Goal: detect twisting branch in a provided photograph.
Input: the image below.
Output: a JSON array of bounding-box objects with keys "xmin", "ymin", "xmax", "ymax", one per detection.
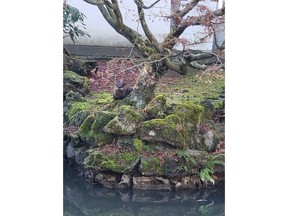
[
  {"xmin": 140, "ymin": 0, "xmax": 161, "ymax": 9},
  {"xmin": 107, "ymin": 0, "xmax": 123, "ymax": 26},
  {"xmin": 164, "ymin": 5, "xmax": 225, "ymax": 50},
  {"xmin": 134, "ymin": 0, "xmax": 160, "ymax": 50},
  {"xmin": 178, "ymin": 0, "xmax": 201, "ymax": 18},
  {"xmin": 183, "ymin": 51, "xmax": 215, "ymax": 61}
]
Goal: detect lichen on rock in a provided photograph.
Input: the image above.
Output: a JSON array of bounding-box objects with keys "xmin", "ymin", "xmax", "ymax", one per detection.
[
  {"xmin": 144, "ymin": 94, "xmax": 168, "ymax": 119},
  {"xmin": 103, "ymin": 105, "xmax": 143, "ymax": 135},
  {"xmin": 79, "ymin": 111, "xmax": 116, "ymax": 147},
  {"xmin": 84, "ymin": 149, "xmax": 139, "ymax": 173},
  {"xmin": 139, "ymin": 114, "xmax": 187, "ymax": 149}
]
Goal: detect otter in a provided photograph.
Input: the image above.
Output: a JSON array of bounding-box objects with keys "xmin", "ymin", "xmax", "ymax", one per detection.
[{"xmin": 113, "ymin": 80, "xmax": 133, "ymax": 100}]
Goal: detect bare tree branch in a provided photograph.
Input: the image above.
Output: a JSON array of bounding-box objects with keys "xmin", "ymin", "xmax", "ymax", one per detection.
[
  {"xmin": 190, "ymin": 61, "xmax": 207, "ymax": 70},
  {"xmin": 178, "ymin": 0, "xmax": 201, "ymax": 18},
  {"xmin": 183, "ymin": 51, "xmax": 214, "ymax": 61},
  {"xmin": 164, "ymin": 5, "xmax": 225, "ymax": 50},
  {"xmin": 134, "ymin": 0, "xmax": 160, "ymax": 51},
  {"xmin": 140, "ymin": 0, "xmax": 161, "ymax": 9}
]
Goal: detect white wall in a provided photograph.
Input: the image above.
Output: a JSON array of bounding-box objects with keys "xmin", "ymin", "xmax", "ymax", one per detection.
[{"xmin": 64, "ymin": 0, "xmax": 223, "ymax": 51}]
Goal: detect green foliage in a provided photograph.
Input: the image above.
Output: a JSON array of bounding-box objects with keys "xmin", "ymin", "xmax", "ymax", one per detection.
[
  {"xmin": 63, "ymin": 1, "xmax": 90, "ymax": 43},
  {"xmin": 199, "ymin": 154, "xmax": 224, "ymax": 185},
  {"xmin": 177, "ymin": 150, "xmax": 196, "ymax": 164},
  {"xmin": 142, "ymin": 144, "xmax": 156, "ymax": 153},
  {"xmin": 177, "ymin": 150, "xmax": 196, "ymax": 172}
]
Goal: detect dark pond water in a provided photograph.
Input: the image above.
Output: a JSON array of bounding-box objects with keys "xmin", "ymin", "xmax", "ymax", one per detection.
[{"xmin": 64, "ymin": 163, "xmax": 224, "ymax": 216}]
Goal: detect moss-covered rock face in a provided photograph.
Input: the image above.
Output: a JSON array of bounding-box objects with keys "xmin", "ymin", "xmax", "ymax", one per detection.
[
  {"xmin": 139, "ymin": 114, "xmax": 187, "ymax": 149},
  {"xmin": 139, "ymin": 157, "xmax": 164, "ymax": 176},
  {"xmin": 63, "ymin": 70, "xmax": 90, "ymax": 97},
  {"xmin": 103, "ymin": 105, "xmax": 143, "ymax": 135},
  {"xmin": 144, "ymin": 94, "xmax": 168, "ymax": 119},
  {"xmin": 79, "ymin": 111, "xmax": 116, "ymax": 147},
  {"xmin": 65, "ymin": 92, "xmax": 113, "ymax": 126},
  {"xmin": 174, "ymin": 101, "xmax": 204, "ymax": 126},
  {"xmin": 138, "ymin": 149, "xmax": 209, "ymax": 177},
  {"xmin": 83, "ymin": 149, "xmax": 139, "ymax": 173}
]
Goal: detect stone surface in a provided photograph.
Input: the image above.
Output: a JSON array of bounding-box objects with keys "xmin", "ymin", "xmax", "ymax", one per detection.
[
  {"xmin": 144, "ymin": 94, "xmax": 168, "ymax": 119},
  {"xmin": 103, "ymin": 105, "xmax": 143, "ymax": 135},
  {"xmin": 79, "ymin": 112, "xmax": 116, "ymax": 147},
  {"xmin": 140, "ymin": 114, "xmax": 187, "ymax": 149},
  {"xmin": 133, "ymin": 176, "xmax": 172, "ymax": 190},
  {"xmin": 84, "ymin": 149, "xmax": 140, "ymax": 173}
]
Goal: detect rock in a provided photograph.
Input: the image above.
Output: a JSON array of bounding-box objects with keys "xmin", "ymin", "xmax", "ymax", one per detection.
[
  {"xmin": 63, "ymin": 70, "xmax": 90, "ymax": 97},
  {"xmin": 121, "ymin": 64, "xmax": 157, "ymax": 109},
  {"xmin": 173, "ymin": 101, "xmax": 204, "ymax": 132},
  {"xmin": 118, "ymin": 174, "xmax": 131, "ymax": 189},
  {"xmin": 66, "ymin": 142, "xmax": 75, "ymax": 159},
  {"xmin": 139, "ymin": 114, "xmax": 187, "ymax": 149},
  {"xmin": 65, "ymin": 142, "xmax": 85, "ymax": 166},
  {"xmin": 139, "ymin": 157, "xmax": 164, "ymax": 176},
  {"xmin": 83, "ymin": 149, "xmax": 140, "ymax": 173},
  {"xmin": 203, "ymin": 130, "xmax": 214, "ymax": 149},
  {"xmin": 103, "ymin": 105, "xmax": 143, "ymax": 135},
  {"xmin": 63, "ymin": 54, "xmax": 88, "ymax": 76},
  {"xmin": 94, "ymin": 173, "xmax": 118, "ymax": 188},
  {"xmin": 79, "ymin": 112, "xmax": 117, "ymax": 147},
  {"xmin": 65, "ymin": 93, "xmax": 114, "ymax": 127},
  {"xmin": 144, "ymin": 94, "xmax": 168, "ymax": 119},
  {"xmin": 132, "ymin": 176, "xmax": 172, "ymax": 190}
]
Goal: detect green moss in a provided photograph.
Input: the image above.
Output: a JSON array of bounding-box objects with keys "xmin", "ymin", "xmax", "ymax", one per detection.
[
  {"xmin": 140, "ymin": 115, "xmax": 187, "ymax": 149},
  {"xmin": 78, "ymin": 115, "xmax": 95, "ymax": 137},
  {"xmin": 100, "ymin": 159, "xmax": 117, "ymax": 170},
  {"xmin": 174, "ymin": 101, "xmax": 204, "ymax": 125},
  {"xmin": 103, "ymin": 105, "xmax": 143, "ymax": 135},
  {"xmin": 142, "ymin": 144, "xmax": 157, "ymax": 153},
  {"xmin": 64, "ymin": 70, "xmax": 84, "ymax": 82},
  {"xmin": 145, "ymin": 94, "xmax": 167, "ymax": 118},
  {"xmin": 78, "ymin": 111, "xmax": 116, "ymax": 147},
  {"xmin": 67, "ymin": 93, "xmax": 114, "ymax": 124},
  {"xmin": 140, "ymin": 157, "xmax": 163, "ymax": 175},
  {"xmin": 212, "ymin": 100, "xmax": 224, "ymax": 109},
  {"xmin": 165, "ymin": 114, "xmax": 181, "ymax": 126},
  {"xmin": 90, "ymin": 111, "xmax": 117, "ymax": 131},
  {"xmin": 120, "ymin": 105, "xmax": 143, "ymax": 122},
  {"xmin": 67, "ymin": 101, "xmax": 92, "ymax": 122},
  {"xmin": 155, "ymin": 70, "xmax": 224, "ymax": 106},
  {"xmin": 84, "ymin": 150, "xmax": 139, "ymax": 173},
  {"xmin": 88, "ymin": 111, "xmax": 116, "ymax": 146},
  {"xmin": 133, "ymin": 138, "xmax": 144, "ymax": 152}
]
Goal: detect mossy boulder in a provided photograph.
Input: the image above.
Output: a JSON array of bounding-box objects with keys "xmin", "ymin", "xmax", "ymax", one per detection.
[
  {"xmin": 144, "ymin": 94, "xmax": 168, "ymax": 119},
  {"xmin": 65, "ymin": 93, "xmax": 113, "ymax": 126},
  {"xmin": 139, "ymin": 150, "xmax": 206, "ymax": 177},
  {"xmin": 103, "ymin": 105, "xmax": 144, "ymax": 135},
  {"xmin": 139, "ymin": 157, "xmax": 164, "ymax": 176},
  {"xmin": 79, "ymin": 111, "xmax": 117, "ymax": 147},
  {"xmin": 139, "ymin": 114, "xmax": 187, "ymax": 149},
  {"xmin": 173, "ymin": 101, "xmax": 204, "ymax": 126},
  {"xmin": 63, "ymin": 54, "xmax": 88, "ymax": 76},
  {"xmin": 83, "ymin": 149, "xmax": 139, "ymax": 173},
  {"xmin": 63, "ymin": 70, "xmax": 90, "ymax": 97}
]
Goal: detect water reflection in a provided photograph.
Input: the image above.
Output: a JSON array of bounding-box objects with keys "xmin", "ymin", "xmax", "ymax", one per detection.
[{"xmin": 64, "ymin": 163, "xmax": 224, "ymax": 216}]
